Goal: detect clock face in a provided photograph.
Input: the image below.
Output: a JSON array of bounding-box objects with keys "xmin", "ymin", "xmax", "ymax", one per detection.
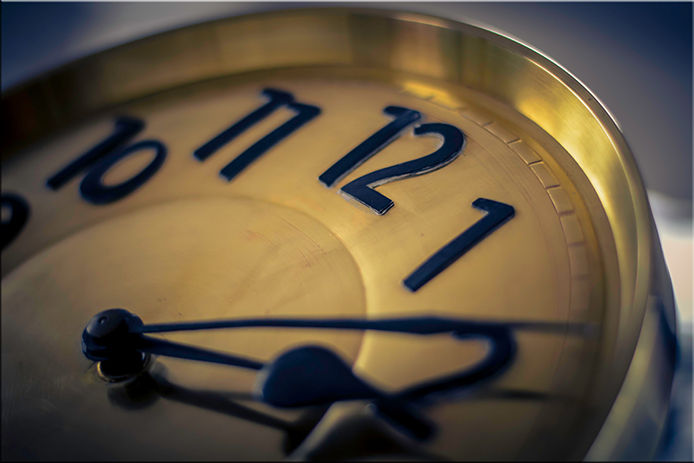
[{"xmin": 0, "ymin": 9, "xmax": 674, "ymax": 462}]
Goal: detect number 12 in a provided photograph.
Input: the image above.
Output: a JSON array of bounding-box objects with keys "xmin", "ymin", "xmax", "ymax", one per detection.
[{"xmin": 319, "ymin": 106, "xmax": 465, "ymax": 215}]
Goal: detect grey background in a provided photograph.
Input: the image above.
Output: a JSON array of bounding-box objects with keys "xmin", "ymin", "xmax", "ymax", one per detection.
[{"xmin": 1, "ymin": 2, "xmax": 691, "ymax": 460}]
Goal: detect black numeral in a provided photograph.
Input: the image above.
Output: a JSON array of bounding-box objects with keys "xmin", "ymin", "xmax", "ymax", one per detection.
[
  {"xmin": 46, "ymin": 117, "xmax": 144, "ymax": 190},
  {"xmin": 403, "ymin": 198, "xmax": 515, "ymax": 292},
  {"xmin": 79, "ymin": 140, "xmax": 167, "ymax": 205},
  {"xmin": 342, "ymin": 123, "xmax": 465, "ymax": 214},
  {"xmin": 1, "ymin": 193, "xmax": 30, "ymax": 249},
  {"xmin": 194, "ymin": 88, "xmax": 320, "ymax": 181},
  {"xmin": 319, "ymin": 106, "xmax": 421, "ymax": 187},
  {"xmin": 320, "ymin": 105, "xmax": 465, "ymax": 215},
  {"xmin": 46, "ymin": 117, "xmax": 167, "ymax": 205}
]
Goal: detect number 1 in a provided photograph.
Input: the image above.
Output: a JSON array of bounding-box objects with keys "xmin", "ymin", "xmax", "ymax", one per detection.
[{"xmin": 404, "ymin": 198, "xmax": 515, "ymax": 292}]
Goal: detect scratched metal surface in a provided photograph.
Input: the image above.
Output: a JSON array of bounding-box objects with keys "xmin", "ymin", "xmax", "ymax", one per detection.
[{"xmin": 1, "ymin": 2, "xmax": 691, "ymax": 461}]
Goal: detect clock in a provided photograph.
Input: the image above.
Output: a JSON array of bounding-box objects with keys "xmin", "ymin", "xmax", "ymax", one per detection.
[{"xmin": 1, "ymin": 8, "xmax": 677, "ymax": 461}]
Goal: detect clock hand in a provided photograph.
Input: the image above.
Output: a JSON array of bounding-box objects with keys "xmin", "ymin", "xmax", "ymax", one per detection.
[
  {"xmin": 81, "ymin": 309, "xmax": 434, "ymax": 440},
  {"xmin": 83, "ymin": 308, "xmax": 590, "ymax": 373},
  {"xmin": 397, "ymin": 327, "xmax": 515, "ymax": 402},
  {"xmin": 81, "ymin": 309, "xmax": 436, "ymax": 439},
  {"xmin": 82, "ymin": 307, "xmax": 592, "ymax": 379},
  {"xmin": 82, "ymin": 308, "xmax": 593, "ymax": 440},
  {"xmin": 82, "ymin": 309, "xmax": 264, "ymax": 375},
  {"xmin": 136, "ymin": 314, "xmax": 594, "ymax": 336},
  {"xmin": 135, "ymin": 335, "xmax": 264, "ymax": 369}
]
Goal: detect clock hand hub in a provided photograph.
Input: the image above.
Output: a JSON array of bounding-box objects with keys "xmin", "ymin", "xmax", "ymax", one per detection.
[{"xmin": 82, "ymin": 308, "xmax": 148, "ymax": 379}]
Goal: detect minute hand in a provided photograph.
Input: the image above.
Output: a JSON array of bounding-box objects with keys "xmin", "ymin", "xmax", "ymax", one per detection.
[
  {"xmin": 82, "ymin": 309, "xmax": 591, "ymax": 369},
  {"xmin": 137, "ymin": 315, "xmax": 591, "ymax": 336},
  {"xmin": 82, "ymin": 309, "xmax": 593, "ymax": 441}
]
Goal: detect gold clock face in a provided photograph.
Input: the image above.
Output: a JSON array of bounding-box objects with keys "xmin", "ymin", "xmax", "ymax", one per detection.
[{"xmin": 0, "ymin": 9, "xmax": 675, "ymax": 461}]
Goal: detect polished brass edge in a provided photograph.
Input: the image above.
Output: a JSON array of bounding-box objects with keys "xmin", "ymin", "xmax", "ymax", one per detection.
[{"xmin": 586, "ymin": 227, "xmax": 678, "ymax": 460}]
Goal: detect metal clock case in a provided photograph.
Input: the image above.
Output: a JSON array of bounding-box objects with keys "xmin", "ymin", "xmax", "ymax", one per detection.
[{"xmin": 1, "ymin": 8, "xmax": 676, "ymax": 461}]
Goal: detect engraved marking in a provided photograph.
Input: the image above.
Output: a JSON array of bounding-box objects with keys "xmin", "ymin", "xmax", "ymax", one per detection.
[
  {"xmin": 547, "ymin": 187, "xmax": 574, "ymax": 214},
  {"xmin": 428, "ymin": 95, "xmax": 460, "ymax": 110},
  {"xmin": 570, "ymin": 279, "xmax": 591, "ymax": 314},
  {"xmin": 509, "ymin": 140, "xmax": 541, "ymax": 165},
  {"xmin": 459, "ymin": 108, "xmax": 494, "ymax": 126},
  {"xmin": 485, "ymin": 122, "xmax": 520, "ymax": 144},
  {"xmin": 568, "ymin": 246, "xmax": 589, "ymax": 276},
  {"xmin": 560, "ymin": 215, "xmax": 585, "ymax": 244},
  {"xmin": 530, "ymin": 163, "xmax": 560, "ymax": 188}
]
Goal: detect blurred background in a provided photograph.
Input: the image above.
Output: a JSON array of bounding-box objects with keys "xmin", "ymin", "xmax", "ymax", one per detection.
[{"xmin": 2, "ymin": 2, "xmax": 691, "ymax": 460}]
